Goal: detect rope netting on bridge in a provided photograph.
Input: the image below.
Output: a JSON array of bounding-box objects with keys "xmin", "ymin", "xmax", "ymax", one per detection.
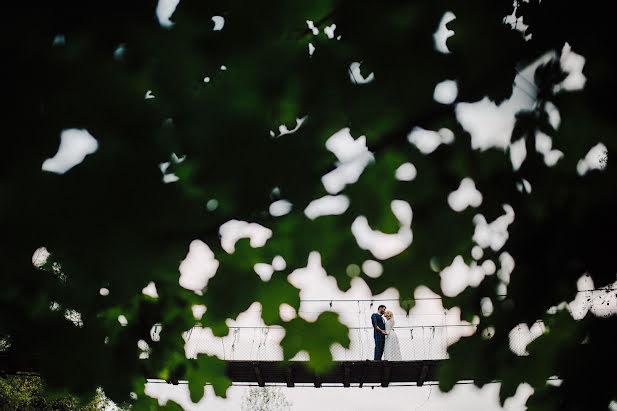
[
  {"xmin": 184, "ymin": 324, "xmax": 491, "ymax": 361},
  {"xmin": 180, "ymin": 298, "xmax": 551, "ymax": 361}
]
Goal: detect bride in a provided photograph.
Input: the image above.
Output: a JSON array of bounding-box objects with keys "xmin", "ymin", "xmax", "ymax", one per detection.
[{"xmin": 383, "ymin": 311, "xmax": 401, "ymax": 360}]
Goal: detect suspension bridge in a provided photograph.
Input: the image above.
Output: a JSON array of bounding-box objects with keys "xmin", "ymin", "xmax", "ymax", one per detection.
[
  {"xmin": 182, "ymin": 323, "xmax": 481, "ymax": 388},
  {"xmin": 175, "ymin": 297, "xmax": 540, "ymax": 388},
  {"xmin": 4, "ymin": 287, "xmax": 612, "ymax": 388}
]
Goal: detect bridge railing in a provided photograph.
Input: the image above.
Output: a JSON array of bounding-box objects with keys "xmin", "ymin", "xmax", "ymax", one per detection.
[
  {"xmin": 184, "ymin": 323, "xmax": 531, "ymax": 361},
  {"xmin": 178, "ymin": 291, "xmax": 575, "ymax": 362}
]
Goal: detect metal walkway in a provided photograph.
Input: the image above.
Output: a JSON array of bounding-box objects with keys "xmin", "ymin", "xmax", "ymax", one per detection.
[{"xmin": 226, "ymin": 360, "xmax": 441, "ymax": 387}]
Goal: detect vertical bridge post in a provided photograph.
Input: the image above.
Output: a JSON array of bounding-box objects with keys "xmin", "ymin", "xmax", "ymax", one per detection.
[
  {"xmin": 381, "ymin": 363, "xmax": 391, "ymax": 387},
  {"xmin": 314, "ymin": 375, "xmax": 322, "ymax": 388},
  {"xmin": 253, "ymin": 363, "xmax": 264, "ymax": 387},
  {"xmin": 285, "ymin": 366, "xmax": 294, "ymax": 388},
  {"xmin": 343, "ymin": 364, "xmax": 351, "ymax": 387},
  {"xmin": 417, "ymin": 364, "xmax": 429, "ymax": 387}
]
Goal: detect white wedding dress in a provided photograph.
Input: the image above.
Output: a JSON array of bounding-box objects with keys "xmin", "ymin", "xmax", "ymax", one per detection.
[{"xmin": 384, "ymin": 319, "xmax": 402, "ymax": 360}]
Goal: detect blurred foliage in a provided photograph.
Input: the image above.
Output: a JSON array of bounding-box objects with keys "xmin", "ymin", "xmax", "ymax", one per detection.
[
  {"xmin": 0, "ymin": 375, "xmax": 115, "ymax": 410},
  {"xmin": 2, "ymin": 0, "xmax": 616, "ymax": 409}
]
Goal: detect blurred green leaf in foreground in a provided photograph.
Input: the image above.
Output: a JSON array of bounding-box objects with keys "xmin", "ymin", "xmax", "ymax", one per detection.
[{"xmin": 2, "ymin": 0, "xmax": 616, "ymax": 409}]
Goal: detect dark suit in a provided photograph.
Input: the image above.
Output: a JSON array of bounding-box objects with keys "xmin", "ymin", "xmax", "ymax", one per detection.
[{"xmin": 371, "ymin": 313, "xmax": 385, "ymax": 360}]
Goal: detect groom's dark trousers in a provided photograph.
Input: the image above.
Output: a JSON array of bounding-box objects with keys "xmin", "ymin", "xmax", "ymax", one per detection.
[
  {"xmin": 374, "ymin": 334, "xmax": 385, "ymax": 360},
  {"xmin": 371, "ymin": 313, "xmax": 385, "ymax": 360}
]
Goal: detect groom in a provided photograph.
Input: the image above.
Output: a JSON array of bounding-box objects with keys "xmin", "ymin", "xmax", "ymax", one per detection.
[{"xmin": 371, "ymin": 305, "xmax": 388, "ymax": 360}]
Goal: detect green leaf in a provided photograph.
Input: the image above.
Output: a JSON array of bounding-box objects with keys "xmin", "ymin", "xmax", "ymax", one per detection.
[
  {"xmin": 280, "ymin": 312, "xmax": 350, "ymax": 373},
  {"xmin": 185, "ymin": 355, "xmax": 232, "ymax": 403}
]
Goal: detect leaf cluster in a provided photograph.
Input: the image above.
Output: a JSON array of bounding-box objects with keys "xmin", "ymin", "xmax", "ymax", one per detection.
[{"xmin": 2, "ymin": 0, "xmax": 616, "ymax": 408}]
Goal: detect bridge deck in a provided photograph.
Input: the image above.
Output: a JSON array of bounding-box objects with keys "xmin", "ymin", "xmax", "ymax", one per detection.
[{"xmin": 226, "ymin": 360, "xmax": 441, "ymax": 387}]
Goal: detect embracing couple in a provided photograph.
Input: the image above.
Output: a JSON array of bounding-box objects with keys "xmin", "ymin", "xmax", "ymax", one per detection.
[{"xmin": 371, "ymin": 305, "xmax": 401, "ymax": 360}]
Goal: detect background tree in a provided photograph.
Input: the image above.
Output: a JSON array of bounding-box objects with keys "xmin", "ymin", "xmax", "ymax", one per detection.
[
  {"xmin": 241, "ymin": 387, "xmax": 292, "ymax": 411},
  {"xmin": 2, "ymin": 0, "xmax": 615, "ymax": 409},
  {"xmin": 0, "ymin": 375, "xmax": 114, "ymax": 410}
]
